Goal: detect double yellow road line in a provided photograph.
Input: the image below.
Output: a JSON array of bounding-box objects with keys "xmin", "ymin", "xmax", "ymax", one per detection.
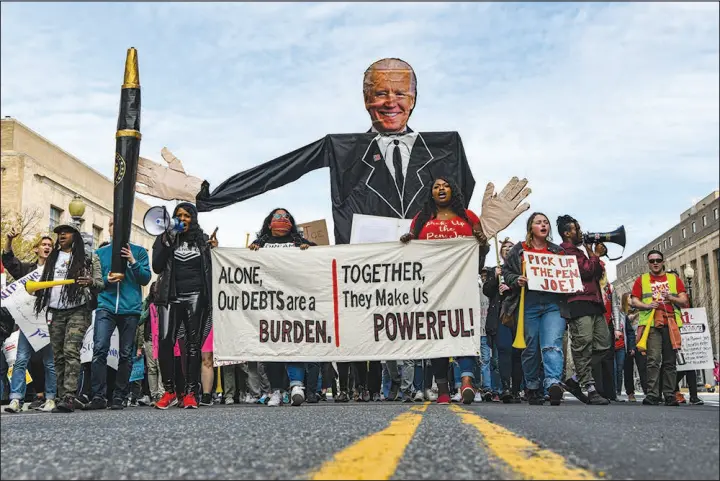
[{"xmin": 309, "ymin": 404, "xmax": 598, "ymax": 480}]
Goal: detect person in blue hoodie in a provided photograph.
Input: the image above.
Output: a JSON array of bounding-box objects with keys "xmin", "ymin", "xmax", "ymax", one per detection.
[{"xmin": 86, "ymin": 220, "xmax": 151, "ymax": 410}]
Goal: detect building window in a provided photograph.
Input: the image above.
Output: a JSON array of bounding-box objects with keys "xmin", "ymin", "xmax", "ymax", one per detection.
[
  {"xmin": 663, "ymin": 240, "xmax": 667, "ymax": 250},
  {"xmin": 702, "ymin": 215, "xmax": 707, "ymax": 227},
  {"xmin": 682, "ymin": 228, "xmax": 686, "ymax": 239},
  {"xmin": 669, "ymin": 236, "xmax": 673, "ymax": 247},
  {"xmin": 49, "ymin": 206, "xmax": 63, "ymax": 231},
  {"xmin": 93, "ymin": 225, "xmax": 103, "ymax": 249},
  {"xmin": 691, "ymin": 222, "xmax": 696, "ymax": 233},
  {"xmin": 714, "ymin": 207, "xmax": 718, "ymax": 220}
]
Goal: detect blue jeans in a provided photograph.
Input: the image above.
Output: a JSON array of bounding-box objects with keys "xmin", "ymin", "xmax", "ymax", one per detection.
[
  {"xmin": 286, "ymin": 362, "xmax": 320, "ymax": 389},
  {"xmin": 614, "ymin": 349, "xmax": 626, "ymax": 395},
  {"xmin": 90, "ymin": 310, "xmax": 138, "ymax": 403},
  {"xmin": 521, "ymin": 302, "xmax": 566, "ymax": 391},
  {"xmin": 480, "ymin": 336, "xmax": 500, "ymax": 392},
  {"xmin": 9, "ymin": 331, "xmax": 57, "ymax": 400}
]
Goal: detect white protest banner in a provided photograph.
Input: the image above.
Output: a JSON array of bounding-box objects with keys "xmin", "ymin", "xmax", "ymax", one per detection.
[
  {"xmin": 525, "ymin": 251, "xmax": 583, "ymax": 294},
  {"xmin": 0, "ymin": 268, "xmax": 51, "ymax": 351},
  {"xmin": 676, "ymin": 308, "xmax": 714, "ymax": 372},
  {"xmin": 212, "ymin": 237, "xmax": 481, "ymax": 362},
  {"xmin": 80, "ymin": 311, "xmax": 119, "ymax": 370}
]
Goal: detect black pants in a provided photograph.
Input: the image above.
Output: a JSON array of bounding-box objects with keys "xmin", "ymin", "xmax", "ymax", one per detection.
[
  {"xmin": 348, "ymin": 361, "xmax": 382, "ymax": 393},
  {"xmin": 592, "ymin": 324, "xmax": 616, "ymax": 399},
  {"xmin": 0, "ymin": 353, "xmax": 8, "ymax": 402},
  {"xmin": 303, "ymin": 363, "xmax": 321, "ymax": 392},
  {"xmin": 623, "ymin": 351, "xmax": 648, "ymax": 395},
  {"xmin": 321, "ymin": 363, "xmax": 336, "ymax": 390},
  {"xmin": 265, "ymin": 362, "xmax": 287, "ymax": 391},
  {"xmin": 676, "ymin": 369, "xmax": 698, "ymax": 398},
  {"xmin": 28, "ymin": 350, "xmax": 46, "ymax": 398},
  {"xmin": 158, "ymin": 293, "xmax": 210, "ymax": 394},
  {"xmin": 497, "ymin": 324, "xmax": 523, "ymax": 394}
]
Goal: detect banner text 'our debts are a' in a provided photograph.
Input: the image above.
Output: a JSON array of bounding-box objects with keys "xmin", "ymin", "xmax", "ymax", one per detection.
[{"xmin": 211, "ymin": 238, "xmax": 482, "ymax": 362}]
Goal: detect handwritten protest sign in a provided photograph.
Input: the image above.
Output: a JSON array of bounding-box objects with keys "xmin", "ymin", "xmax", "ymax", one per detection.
[
  {"xmin": 80, "ymin": 311, "xmax": 119, "ymax": 370},
  {"xmin": 525, "ymin": 252, "xmax": 582, "ymax": 293},
  {"xmin": 212, "ymin": 238, "xmax": 481, "ymax": 362},
  {"xmin": 0, "ymin": 268, "xmax": 51, "ymax": 351},
  {"xmin": 676, "ymin": 308, "xmax": 714, "ymax": 372}
]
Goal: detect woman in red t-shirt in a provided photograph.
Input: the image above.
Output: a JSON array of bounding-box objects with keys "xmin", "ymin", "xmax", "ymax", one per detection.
[{"xmin": 400, "ymin": 176, "xmax": 490, "ymax": 405}]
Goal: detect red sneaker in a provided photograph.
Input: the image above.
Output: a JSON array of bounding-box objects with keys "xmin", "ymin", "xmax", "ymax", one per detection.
[
  {"xmin": 155, "ymin": 392, "xmax": 177, "ymax": 410},
  {"xmin": 461, "ymin": 383, "xmax": 475, "ymax": 405},
  {"xmin": 176, "ymin": 393, "xmax": 185, "ymax": 408},
  {"xmin": 183, "ymin": 392, "xmax": 198, "ymax": 409},
  {"xmin": 437, "ymin": 393, "xmax": 451, "ymax": 405}
]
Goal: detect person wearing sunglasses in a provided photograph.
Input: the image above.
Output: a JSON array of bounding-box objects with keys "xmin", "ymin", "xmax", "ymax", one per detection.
[
  {"xmin": 249, "ymin": 208, "xmax": 317, "ymax": 407},
  {"xmin": 630, "ymin": 250, "xmax": 688, "ymax": 406}
]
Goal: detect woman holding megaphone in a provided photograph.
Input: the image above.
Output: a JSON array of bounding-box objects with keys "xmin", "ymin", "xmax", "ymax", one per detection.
[
  {"xmin": 500, "ymin": 213, "xmax": 568, "ymax": 406},
  {"xmin": 151, "ymin": 202, "xmax": 218, "ymax": 410}
]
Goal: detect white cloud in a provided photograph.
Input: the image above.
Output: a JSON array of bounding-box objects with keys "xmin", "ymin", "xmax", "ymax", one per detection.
[{"xmin": 1, "ymin": 2, "xmax": 717, "ymax": 283}]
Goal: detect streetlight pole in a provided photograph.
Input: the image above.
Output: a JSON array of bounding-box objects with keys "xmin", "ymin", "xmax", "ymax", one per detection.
[
  {"xmin": 683, "ymin": 265, "xmax": 704, "ymax": 388},
  {"xmin": 684, "ymin": 265, "xmax": 694, "ymax": 309},
  {"xmin": 68, "ymin": 194, "xmax": 93, "ymax": 252}
]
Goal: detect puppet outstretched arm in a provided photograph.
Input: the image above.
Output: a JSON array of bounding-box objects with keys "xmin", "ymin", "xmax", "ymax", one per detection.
[{"xmin": 196, "ymin": 136, "xmax": 330, "ymax": 212}]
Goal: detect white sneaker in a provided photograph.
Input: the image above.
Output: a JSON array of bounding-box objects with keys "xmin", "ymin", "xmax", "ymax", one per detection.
[
  {"xmin": 4, "ymin": 399, "xmax": 21, "ymax": 413},
  {"xmin": 267, "ymin": 390, "xmax": 282, "ymax": 407},
  {"xmin": 291, "ymin": 386, "xmax": 305, "ymax": 406},
  {"xmin": 37, "ymin": 399, "xmax": 56, "ymax": 412},
  {"xmin": 224, "ymin": 397, "xmax": 235, "ymax": 405},
  {"xmin": 451, "ymin": 392, "xmax": 462, "ymax": 403},
  {"xmin": 244, "ymin": 394, "xmax": 259, "ymax": 404},
  {"xmin": 138, "ymin": 395, "xmax": 151, "ymax": 406},
  {"xmin": 474, "ymin": 392, "xmax": 484, "ymax": 403},
  {"xmin": 425, "ymin": 389, "xmax": 438, "ymax": 402},
  {"xmin": 413, "ymin": 391, "xmax": 425, "ymax": 402}
]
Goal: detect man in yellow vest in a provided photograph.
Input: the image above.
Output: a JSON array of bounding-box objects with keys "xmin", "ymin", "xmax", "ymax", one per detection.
[{"xmin": 630, "ymin": 250, "xmax": 688, "ymax": 406}]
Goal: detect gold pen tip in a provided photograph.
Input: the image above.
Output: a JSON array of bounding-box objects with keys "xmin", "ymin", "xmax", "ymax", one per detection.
[{"xmin": 123, "ymin": 47, "xmax": 140, "ymax": 88}]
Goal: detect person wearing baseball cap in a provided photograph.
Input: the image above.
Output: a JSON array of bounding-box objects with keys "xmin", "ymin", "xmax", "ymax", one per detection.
[{"xmin": 33, "ymin": 223, "xmax": 103, "ymax": 413}]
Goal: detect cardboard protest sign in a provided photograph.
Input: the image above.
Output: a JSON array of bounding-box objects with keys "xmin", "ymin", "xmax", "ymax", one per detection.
[
  {"xmin": 0, "ymin": 268, "xmax": 51, "ymax": 351},
  {"xmin": 525, "ymin": 252, "xmax": 583, "ymax": 294},
  {"xmin": 676, "ymin": 308, "xmax": 715, "ymax": 372},
  {"xmin": 297, "ymin": 219, "xmax": 330, "ymax": 246},
  {"xmin": 212, "ymin": 238, "xmax": 481, "ymax": 362}
]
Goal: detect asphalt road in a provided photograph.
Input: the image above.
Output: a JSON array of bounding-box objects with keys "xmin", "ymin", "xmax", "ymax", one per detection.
[{"xmin": 1, "ymin": 394, "xmax": 718, "ymax": 480}]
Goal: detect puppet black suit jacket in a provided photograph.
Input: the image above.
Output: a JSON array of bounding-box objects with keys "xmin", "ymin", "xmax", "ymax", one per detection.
[{"xmin": 196, "ymin": 130, "xmax": 475, "ymax": 245}]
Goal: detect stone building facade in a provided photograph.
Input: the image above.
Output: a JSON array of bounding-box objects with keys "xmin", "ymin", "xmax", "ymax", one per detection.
[
  {"xmin": 1, "ymin": 116, "xmax": 155, "ymax": 261},
  {"xmin": 614, "ymin": 191, "xmax": 720, "ymax": 368}
]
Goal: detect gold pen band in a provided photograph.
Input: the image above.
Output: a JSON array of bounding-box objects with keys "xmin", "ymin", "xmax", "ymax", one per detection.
[
  {"xmin": 121, "ymin": 83, "xmax": 140, "ymax": 89},
  {"xmin": 116, "ymin": 129, "xmax": 142, "ymax": 139}
]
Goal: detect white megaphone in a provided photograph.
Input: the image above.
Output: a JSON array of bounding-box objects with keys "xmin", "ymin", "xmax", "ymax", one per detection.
[{"xmin": 143, "ymin": 206, "xmax": 185, "ymax": 236}]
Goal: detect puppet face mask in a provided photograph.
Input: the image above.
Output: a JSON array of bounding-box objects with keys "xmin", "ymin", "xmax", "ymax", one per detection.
[{"xmin": 364, "ymin": 69, "xmax": 416, "ymax": 133}]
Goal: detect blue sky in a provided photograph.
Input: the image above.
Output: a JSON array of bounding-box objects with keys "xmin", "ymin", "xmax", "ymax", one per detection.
[{"xmin": 1, "ymin": 2, "xmax": 718, "ymax": 281}]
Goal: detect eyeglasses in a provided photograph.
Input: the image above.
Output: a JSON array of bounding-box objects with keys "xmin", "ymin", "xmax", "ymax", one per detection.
[
  {"xmin": 648, "ymin": 259, "xmax": 663, "ymax": 264},
  {"xmin": 272, "ymin": 213, "xmax": 289, "ymax": 220}
]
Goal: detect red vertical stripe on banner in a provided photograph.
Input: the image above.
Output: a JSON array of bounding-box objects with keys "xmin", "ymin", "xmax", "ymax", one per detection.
[{"xmin": 332, "ymin": 259, "xmax": 340, "ymax": 347}]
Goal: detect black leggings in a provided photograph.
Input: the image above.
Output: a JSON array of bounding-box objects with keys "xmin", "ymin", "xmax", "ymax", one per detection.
[{"xmin": 158, "ymin": 293, "xmax": 210, "ymax": 395}]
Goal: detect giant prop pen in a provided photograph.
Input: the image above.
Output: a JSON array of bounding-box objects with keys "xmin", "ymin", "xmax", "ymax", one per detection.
[{"xmin": 110, "ymin": 47, "xmax": 142, "ymax": 281}]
